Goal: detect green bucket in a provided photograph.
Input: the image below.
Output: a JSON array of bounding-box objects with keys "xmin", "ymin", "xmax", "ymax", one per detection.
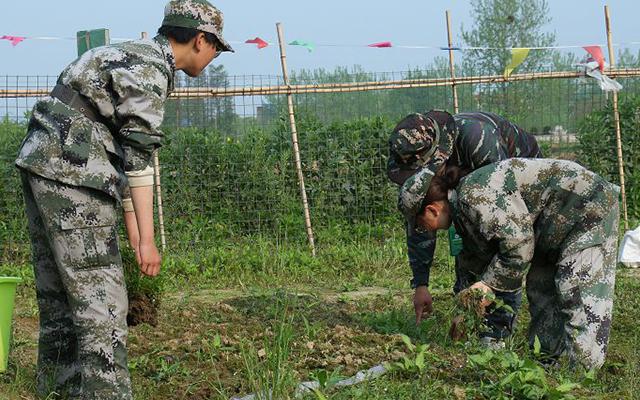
[
  {"xmin": 0, "ymin": 276, "xmax": 22, "ymax": 373},
  {"xmin": 448, "ymin": 226, "xmax": 463, "ymax": 257}
]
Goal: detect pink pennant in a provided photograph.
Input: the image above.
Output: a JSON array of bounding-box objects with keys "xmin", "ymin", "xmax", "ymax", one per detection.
[
  {"xmin": 368, "ymin": 41, "xmax": 392, "ymax": 48},
  {"xmin": 245, "ymin": 37, "xmax": 268, "ymax": 49},
  {"xmin": 1, "ymin": 35, "xmax": 26, "ymax": 46},
  {"xmin": 583, "ymin": 46, "xmax": 605, "ymax": 72}
]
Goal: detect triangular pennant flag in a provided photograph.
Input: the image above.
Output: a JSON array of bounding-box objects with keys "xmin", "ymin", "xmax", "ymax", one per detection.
[
  {"xmin": 583, "ymin": 46, "xmax": 605, "ymax": 72},
  {"xmin": 289, "ymin": 40, "xmax": 315, "ymax": 52},
  {"xmin": 503, "ymin": 48, "xmax": 530, "ymax": 78},
  {"xmin": 368, "ymin": 41, "xmax": 392, "ymax": 48},
  {"xmin": 0, "ymin": 35, "xmax": 26, "ymax": 46},
  {"xmin": 245, "ymin": 37, "xmax": 268, "ymax": 49}
]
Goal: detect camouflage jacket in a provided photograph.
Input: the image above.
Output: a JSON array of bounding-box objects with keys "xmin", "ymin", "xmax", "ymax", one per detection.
[
  {"xmin": 448, "ymin": 111, "xmax": 542, "ymax": 170},
  {"xmin": 451, "ymin": 158, "xmax": 619, "ymax": 292},
  {"xmin": 16, "ymin": 35, "xmax": 176, "ymax": 202}
]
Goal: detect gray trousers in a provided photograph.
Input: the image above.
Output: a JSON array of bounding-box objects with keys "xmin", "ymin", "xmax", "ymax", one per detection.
[{"xmin": 21, "ymin": 171, "xmax": 131, "ymax": 399}]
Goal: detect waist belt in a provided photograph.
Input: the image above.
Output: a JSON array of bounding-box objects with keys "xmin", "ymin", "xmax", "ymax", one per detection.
[{"xmin": 50, "ymin": 84, "xmax": 104, "ymax": 124}]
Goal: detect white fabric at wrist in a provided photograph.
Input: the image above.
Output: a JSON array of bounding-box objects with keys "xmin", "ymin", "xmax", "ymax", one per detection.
[
  {"xmin": 126, "ymin": 166, "xmax": 155, "ymax": 188},
  {"xmin": 122, "ymin": 198, "xmax": 134, "ymax": 212}
]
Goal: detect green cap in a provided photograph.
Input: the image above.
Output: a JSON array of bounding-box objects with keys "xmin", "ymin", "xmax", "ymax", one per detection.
[{"xmin": 162, "ymin": 0, "xmax": 234, "ymax": 52}]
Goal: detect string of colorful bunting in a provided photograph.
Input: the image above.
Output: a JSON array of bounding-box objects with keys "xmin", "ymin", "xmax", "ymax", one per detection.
[
  {"xmin": 3, "ymin": 34, "xmax": 640, "ymax": 51},
  {"xmin": 0, "ymin": 33, "xmax": 634, "ymax": 80}
]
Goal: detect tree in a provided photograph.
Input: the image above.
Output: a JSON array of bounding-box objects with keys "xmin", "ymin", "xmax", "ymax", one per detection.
[
  {"xmin": 459, "ymin": 0, "xmax": 556, "ymax": 124},
  {"xmin": 460, "ymin": 0, "xmax": 556, "ymax": 75}
]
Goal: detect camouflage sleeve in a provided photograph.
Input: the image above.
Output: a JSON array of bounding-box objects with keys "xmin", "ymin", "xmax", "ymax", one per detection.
[
  {"xmin": 459, "ymin": 196, "xmax": 535, "ymax": 292},
  {"xmin": 111, "ymin": 66, "xmax": 168, "ymax": 173},
  {"xmin": 455, "ymin": 124, "xmax": 507, "ymax": 170}
]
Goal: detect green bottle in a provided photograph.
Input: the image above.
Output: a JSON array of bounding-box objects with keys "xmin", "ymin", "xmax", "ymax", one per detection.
[{"xmin": 448, "ymin": 225, "xmax": 463, "ymax": 256}]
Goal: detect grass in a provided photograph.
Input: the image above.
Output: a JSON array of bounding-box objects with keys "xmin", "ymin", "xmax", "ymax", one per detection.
[{"xmin": 1, "ymin": 228, "xmax": 639, "ymax": 399}]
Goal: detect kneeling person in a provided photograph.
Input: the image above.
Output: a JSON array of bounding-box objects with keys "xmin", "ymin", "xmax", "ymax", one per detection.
[{"xmin": 400, "ymin": 158, "xmax": 619, "ymax": 368}]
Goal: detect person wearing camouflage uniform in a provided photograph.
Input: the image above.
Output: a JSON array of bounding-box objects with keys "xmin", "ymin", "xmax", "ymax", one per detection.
[
  {"xmin": 15, "ymin": 1, "xmax": 233, "ymax": 398},
  {"xmin": 400, "ymin": 158, "xmax": 619, "ymax": 368},
  {"xmin": 387, "ymin": 110, "xmax": 542, "ymax": 333}
]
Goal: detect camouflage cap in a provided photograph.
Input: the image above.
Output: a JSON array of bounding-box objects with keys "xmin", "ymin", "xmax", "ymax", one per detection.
[
  {"xmin": 162, "ymin": 0, "xmax": 234, "ymax": 52},
  {"xmin": 388, "ymin": 113, "xmax": 440, "ymax": 169},
  {"xmin": 388, "ymin": 110, "xmax": 457, "ymax": 185},
  {"xmin": 397, "ymin": 160, "xmax": 442, "ymax": 232}
]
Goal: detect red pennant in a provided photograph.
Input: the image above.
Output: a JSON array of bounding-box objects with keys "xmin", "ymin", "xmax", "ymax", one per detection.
[
  {"xmin": 583, "ymin": 46, "xmax": 605, "ymax": 72},
  {"xmin": 0, "ymin": 35, "xmax": 26, "ymax": 46},
  {"xmin": 245, "ymin": 37, "xmax": 268, "ymax": 49},
  {"xmin": 368, "ymin": 41, "xmax": 392, "ymax": 48}
]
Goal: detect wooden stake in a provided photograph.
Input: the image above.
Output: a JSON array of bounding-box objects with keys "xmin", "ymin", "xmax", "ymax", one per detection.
[
  {"xmin": 142, "ymin": 31, "xmax": 167, "ymax": 251},
  {"xmin": 604, "ymin": 6, "xmax": 629, "ymax": 230},
  {"xmin": 446, "ymin": 10, "xmax": 459, "ymax": 114},
  {"xmin": 275, "ymin": 23, "xmax": 317, "ymax": 256}
]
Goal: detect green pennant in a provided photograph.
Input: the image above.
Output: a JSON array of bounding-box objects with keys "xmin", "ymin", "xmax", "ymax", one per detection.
[{"xmin": 289, "ymin": 40, "xmax": 315, "ymax": 53}]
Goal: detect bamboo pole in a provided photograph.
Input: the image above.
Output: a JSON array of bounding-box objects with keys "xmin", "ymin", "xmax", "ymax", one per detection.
[
  {"xmin": 275, "ymin": 22, "xmax": 317, "ymax": 256},
  {"xmin": 445, "ymin": 10, "xmax": 459, "ymax": 114},
  {"xmin": 142, "ymin": 31, "xmax": 167, "ymax": 251},
  {"xmin": 604, "ymin": 6, "xmax": 629, "ymax": 230},
  {"xmin": 4, "ymin": 68, "xmax": 640, "ymax": 99}
]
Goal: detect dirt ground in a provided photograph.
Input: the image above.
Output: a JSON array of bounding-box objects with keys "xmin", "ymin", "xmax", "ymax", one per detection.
[{"xmin": 3, "ymin": 286, "xmax": 428, "ymax": 399}]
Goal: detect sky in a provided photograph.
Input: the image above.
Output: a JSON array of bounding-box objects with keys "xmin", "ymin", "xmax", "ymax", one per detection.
[{"xmin": 0, "ymin": 1, "xmax": 638, "ymax": 77}]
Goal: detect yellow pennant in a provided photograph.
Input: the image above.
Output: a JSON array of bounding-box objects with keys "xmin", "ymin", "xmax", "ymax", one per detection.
[{"xmin": 504, "ymin": 48, "xmax": 530, "ymax": 79}]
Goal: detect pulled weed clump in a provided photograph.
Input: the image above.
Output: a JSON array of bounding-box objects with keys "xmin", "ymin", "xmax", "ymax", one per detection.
[{"xmin": 122, "ymin": 246, "xmax": 165, "ymax": 327}]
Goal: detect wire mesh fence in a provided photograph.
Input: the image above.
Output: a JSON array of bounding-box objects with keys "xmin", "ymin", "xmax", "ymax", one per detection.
[{"xmin": 1, "ymin": 67, "xmax": 638, "ymax": 261}]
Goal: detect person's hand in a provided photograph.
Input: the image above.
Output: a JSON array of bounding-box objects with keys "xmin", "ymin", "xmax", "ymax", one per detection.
[
  {"xmin": 458, "ymin": 281, "xmax": 493, "ymax": 316},
  {"xmin": 469, "ymin": 281, "xmax": 492, "ymax": 295},
  {"xmin": 414, "ymin": 285, "xmax": 433, "ymax": 325},
  {"xmin": 137, "ymin": 241, "xmax": 161, "ymax": 277}
]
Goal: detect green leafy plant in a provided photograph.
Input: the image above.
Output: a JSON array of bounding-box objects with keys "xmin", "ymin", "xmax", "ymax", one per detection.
[
  {"xmin": 467, "ymin": 349, "xmax": 579, "ymax": 400},
  {"xmin": 385, "ymin": 334, "xmax": 439, "ymax": 376},
  {"xmin": 308, "ymin": 368, "xmax": 345, "ymax": 399}
]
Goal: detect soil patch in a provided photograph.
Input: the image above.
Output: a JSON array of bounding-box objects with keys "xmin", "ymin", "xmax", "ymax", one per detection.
[{"xmin": 127, "ymin": 293, "xmax": 158, "ymax": 327}]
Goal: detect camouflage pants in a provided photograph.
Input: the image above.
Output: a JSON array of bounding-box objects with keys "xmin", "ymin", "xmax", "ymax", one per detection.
[
  {"xmin": 526, "ymin": 231, "xmax": 618, "ymax": 369},
  {"xmin": 410, "ymin": 228, "xmax": 521, "ymax": 338},
  {"xmin": 21, "ymin": 171, "xmax": 131, "ymax": 399}
]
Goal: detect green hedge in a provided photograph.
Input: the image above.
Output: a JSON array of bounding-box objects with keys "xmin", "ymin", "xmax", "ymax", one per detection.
[
  {"xmin": 3, "ymin": 98, "xmax": 634, "ymax": 265},
  {"xmin": 0, "ymin": 119, "xmax": 30, "ymax": 264},
  {"xmin": 0, "ymin": 115, "xmax": 401, "ymax": 262},
  {"xmin": 576, "ymin": 95, "xmax": 640, "ymax": 220}
]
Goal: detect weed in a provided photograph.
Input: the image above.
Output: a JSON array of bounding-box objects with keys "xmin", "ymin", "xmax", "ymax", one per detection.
[
  {"xmin": 466, "ymin": 349, "xmax": 579, "ymax": 400},
  {"xmin": 307, "ymin": 368, "xmax": 345, "ymax": 399},
  {"xmin": 385, "ymin": 334, "xmax": 440, "ymax": 377},
  {"xmin": 240, "ymin": 294, "xmax": 297, "ymax": 399}
]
